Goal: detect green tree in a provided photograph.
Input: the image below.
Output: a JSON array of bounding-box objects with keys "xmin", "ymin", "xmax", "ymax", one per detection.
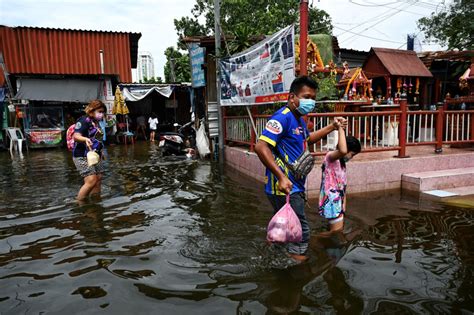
[
  {"xmin": 174, "ymin": 16, "xmax": 207, "ymax": 50},
  {"xmin": 164, "ymin": 47, "xmax": 191, "ymax": 83},
  {"xmin": 169, "ymin": 1, "xmax": 333, "ymax": 83},
  {"xmin": 141, "ymin": 76, "xmax": 164, "ymax": 84},
  {"xmin": 308, "ymin": 6, "xmax": 333, "ymax": 34},
  {"xmin": 417, "ymin": 0, "xmax": 474, "ymax": 50},
  {"xmin": 313, "ymin": 72, "xmax": 338, "ymax": 102},
  {"xmin": 174, "ymin": 0, "xmax": 333, "ymax": 55}
]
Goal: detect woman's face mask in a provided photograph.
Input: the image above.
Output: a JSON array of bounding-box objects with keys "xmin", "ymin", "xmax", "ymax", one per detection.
[
  {"xmin": 94, "ymin": 111, "xmax": 104, "ymax": 120},
  {"xmin": 295, "ymin": 97, "xmax": 316, "ymax": 115}
]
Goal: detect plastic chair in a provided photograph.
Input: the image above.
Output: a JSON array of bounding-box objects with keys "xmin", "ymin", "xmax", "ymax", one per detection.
[{"xmin": 6, "ymin": 128, "xmax": 27, "ymax": 154}]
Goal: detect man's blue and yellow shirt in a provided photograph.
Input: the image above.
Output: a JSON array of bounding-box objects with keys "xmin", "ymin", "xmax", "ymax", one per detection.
[{"xmin": 259, "ymin": 106, "xmax": 309, "ymax": 195}]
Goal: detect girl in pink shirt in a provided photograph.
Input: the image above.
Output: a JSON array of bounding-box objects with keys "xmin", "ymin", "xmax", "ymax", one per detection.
[{"xmin": 319, "ymin": 127, "xmax": 361, "ymax": 231}]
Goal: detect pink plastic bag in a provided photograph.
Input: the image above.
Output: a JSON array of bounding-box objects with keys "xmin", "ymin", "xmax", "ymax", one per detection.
[{"xmin": 266, "ymin": 195, "xmax": 303, "ymax": 243}]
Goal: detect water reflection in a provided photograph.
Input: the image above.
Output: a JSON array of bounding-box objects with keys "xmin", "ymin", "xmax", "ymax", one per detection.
[{"xmin": 0, "ymin": 144, "xmax": 473, "ymax": 314}]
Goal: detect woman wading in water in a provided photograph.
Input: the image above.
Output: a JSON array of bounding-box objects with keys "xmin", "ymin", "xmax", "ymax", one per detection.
[{"xmin": 72, "ymin": 100, "xmax": 107, "ymax": 200}]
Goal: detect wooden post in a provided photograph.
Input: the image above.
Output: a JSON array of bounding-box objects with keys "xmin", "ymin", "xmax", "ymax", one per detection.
[
  {"xmin": 222, "ymin": 106, "xmax": 227, "ymax": 146},
  {"xmin": 396, "ymin": 96, "xmax": 409, "ymax": 158},
  {"xmin": 214, "ymin": 0, "xmax": 224, "ymax": 160},
  {"xmin": 385, "ymin": 76, "xmax": 391, "ymax": 99},
  {"xmin": 299, "ymin": 0, "xmax": 309, "ymax": 76},
  {"xmin": 434, "ymin": 78, "xmax": 440, "ymax": 104},
  {"xmin": 435, "ymin": 104, "xmax": 444, "ymax": 153},
  {"xmin": 246, "ymin": 106, "xmax": 258, "ymax": 152},
  {"xmin": 250, "ymin": 126, "xmax": 256, "ymax": 151},
  {"xmin": 470, "ymin": 109, "xmax": 474, "ymax": 144}
]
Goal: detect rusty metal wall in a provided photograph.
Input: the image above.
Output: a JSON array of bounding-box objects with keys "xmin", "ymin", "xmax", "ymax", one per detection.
[{"xmin": 0, "ymin": 26, "xmax": 139, "ymax": 85}]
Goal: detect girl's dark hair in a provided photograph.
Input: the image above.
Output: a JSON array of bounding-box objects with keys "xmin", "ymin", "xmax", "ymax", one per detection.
[
  {"xmin": 346, "ymin": 136, "xmax": 361, "ymax": 153},
  {"xmin": 151, "ymin": 112, "xmax": 157, "ymax": 119},
  {"xmin": 340, "ymin": 136, "xmax": 361, "ymax": 168}
]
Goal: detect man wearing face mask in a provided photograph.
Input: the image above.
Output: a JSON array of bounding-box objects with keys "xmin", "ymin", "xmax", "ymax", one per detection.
[{"xmin": 255, "ymin": 76, "xmax": 346, "ymax": 261}]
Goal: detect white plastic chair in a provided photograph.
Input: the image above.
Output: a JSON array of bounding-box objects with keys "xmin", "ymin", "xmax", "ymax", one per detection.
[{"xmin": 6, "ymin": 128, "xmax": 27, "ymax": 154}]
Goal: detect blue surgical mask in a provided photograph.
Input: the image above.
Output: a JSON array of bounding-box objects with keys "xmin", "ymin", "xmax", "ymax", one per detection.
[{"xmin": 296, "ymin": 98, "xmax": 316, "ymax": 115}]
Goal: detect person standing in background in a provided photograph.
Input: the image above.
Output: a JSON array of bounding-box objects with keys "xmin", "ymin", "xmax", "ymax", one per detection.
[
  {"xmin": 98, "ymin": 116, "xmax": 107, "ymax": 144},
  {"xmin": 148, "ymin": 113, "xmax": 158, "ymax": 142},
  {"xmin": 136, "ymin": 115, "xmax": 147, "ymax": 140}
]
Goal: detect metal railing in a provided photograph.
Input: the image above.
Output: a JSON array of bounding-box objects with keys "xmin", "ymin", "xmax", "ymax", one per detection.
[
  {"xmin": 406, "ymin": 111, "xmax": 437, "ymax": 145},
  {"xmin": 444, "ymin": 111, "xmax": 473, "ymax": 143},
  {"xmin": 223, "ymin": 100, "xmax": 474, "ymax": 156},
  {"xmin": 225, "ymin": 116, "xmax": 253, "ymax": 145},
  {"xmin": 308, "ymin": 112, "xmax": 402, "ymax": 154}
]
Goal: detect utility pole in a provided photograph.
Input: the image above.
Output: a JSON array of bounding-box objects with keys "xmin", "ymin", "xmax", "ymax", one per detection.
[
  {"xmin": 214, "ymin": 0, "xmax": 225, "ymax": 159},
  {"xmin": 169, "ymin": 58, "xmax": 176, "ymax": 82},
  {"xmin": 300, "ymin": 0, "xmax": 309, "ymax": 76},
  {"xmin": 169, "ymin": 58, "xmax": 177, "ymax": 122}
]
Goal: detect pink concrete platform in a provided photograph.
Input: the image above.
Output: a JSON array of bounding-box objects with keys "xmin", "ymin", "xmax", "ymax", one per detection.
[
  {"xmin": 402, "ymin": 167, "xmax": 474, "ymax": 191},
  {"xmin": 225, "ymin": 145, "xmax": 474, "ymax": 198},
  {"xmin": 444, "ymin": 186, "xmax": 474, "ymax": 196}
]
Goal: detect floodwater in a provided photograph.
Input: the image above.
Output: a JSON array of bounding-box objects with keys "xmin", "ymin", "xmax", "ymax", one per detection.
[{"xmin": 0, "ymin": 143, "xmax": 473, "ymax": 314}]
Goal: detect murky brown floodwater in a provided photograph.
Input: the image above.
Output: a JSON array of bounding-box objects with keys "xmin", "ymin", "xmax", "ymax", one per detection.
[{"xmin": 1, "ymin": 143, "xmax": 473, "ymax": 314}]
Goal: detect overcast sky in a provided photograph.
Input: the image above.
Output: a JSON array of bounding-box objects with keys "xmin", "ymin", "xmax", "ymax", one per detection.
[{"xmin": 1, "ymin": 0, "xmax": 446, "ymax": 80}]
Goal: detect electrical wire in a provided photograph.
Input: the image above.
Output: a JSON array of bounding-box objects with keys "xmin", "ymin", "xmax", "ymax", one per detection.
[
  {"xmin": 337, "ymin": 0, "xmax": 448, "ymax": 48},
  {"xmin": 333, "ymin": 26, "xmax": 405, "ymax": 44},
  {"xmin": 341, "ymin": 2, "xmax": 415, "ymax": 45},
  {"xmin": 349, "ymin": 0, "xmax": 443, "ymax": 10},
  {"xmin": 348, "ymin": 0, "xmax": 400, "ymax": 7},
  {"xmin": 348, "ymin": 2, "xmax": 425, "ymax": 16},
  {"xmin": 337, "ymin": 1, "xmax": 411, "ymax": 38}
]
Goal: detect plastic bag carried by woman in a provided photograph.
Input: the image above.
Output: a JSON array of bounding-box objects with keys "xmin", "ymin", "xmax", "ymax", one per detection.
[{"xmin": 267, "ymin": 195, "xmax": 303, "ymax": 243}]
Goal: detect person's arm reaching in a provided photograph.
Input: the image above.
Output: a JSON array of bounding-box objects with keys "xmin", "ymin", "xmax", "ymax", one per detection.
[
  {"xmin": 254, "ymin": 140, "xmax": 292, "ymax": 194},
  {"xmin": 73, "ymin": 119, "xmax": 92, "ymax": 150},
  {"xmin": 327, "ymin": 126, "xmax": 347, "ymax": 162},
  {"xmin": 307, "ymin": 117, "xmax": 347, "ymax": 145},
  {"xmin": 73, "ymin": 133, "xmax": 92, "ymax": 150}
]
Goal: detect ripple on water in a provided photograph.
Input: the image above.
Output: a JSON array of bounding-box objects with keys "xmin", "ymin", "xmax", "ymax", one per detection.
[{"xmin": 72, "ymin": 286, "xmax": 108, "ymax": 299}]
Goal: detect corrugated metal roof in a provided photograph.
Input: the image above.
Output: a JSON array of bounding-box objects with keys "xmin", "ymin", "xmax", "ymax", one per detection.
[
  {"xmin": 418, "ymin": 50, "xmax": 474, "ymax": 61},
  {"xmin": 365, "ymin": 48, "xmax": 432, "ymax": 77},
  {"xmin": 120, "ymin": 83, "xmax": 191, "ymax": 89},
  {"xmin": 0, "ymin": 25, "xmax": 141, "ymax": 85},
  {"xmin": 418, "ymin": 50, "xmax": 474, "ymax": 68}
]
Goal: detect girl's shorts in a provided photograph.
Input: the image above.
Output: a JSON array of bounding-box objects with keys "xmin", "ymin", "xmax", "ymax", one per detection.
[
  {"xmin": 73, "ymin": 157, "xmax": 105, "ymax": 177},
  {"xmin": 319, "ymin": 194, "xmax": 344, "ymax": 224}
]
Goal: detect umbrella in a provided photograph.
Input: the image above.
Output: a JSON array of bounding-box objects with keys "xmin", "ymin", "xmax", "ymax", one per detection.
[
  {"xmin": 113, "ymin": 86, "xmax": 131, "ymax": 133},
  {"xmin": 113, "ymin": 86, "xmax": 129, "ymax": 115}
]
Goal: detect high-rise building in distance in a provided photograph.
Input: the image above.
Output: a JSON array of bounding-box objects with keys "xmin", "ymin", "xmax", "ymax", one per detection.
[{"xmin": 136, "ymin": 51, "xmax": 155, "ymax": 82}]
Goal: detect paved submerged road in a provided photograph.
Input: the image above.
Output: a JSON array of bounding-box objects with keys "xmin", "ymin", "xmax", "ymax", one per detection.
[{"xmin": 0, "ymin": 143, "xmax": 473, "ymax": 314}]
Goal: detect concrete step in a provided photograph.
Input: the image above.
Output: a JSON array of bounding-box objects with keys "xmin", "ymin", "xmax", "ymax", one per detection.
[
  {"xmin": 443, "ymin": 185, "xmax": 474, "ymax": 196},
  {"xmin": 402, "ymin": 167, "xmax": 474, "ymax": 192}
]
